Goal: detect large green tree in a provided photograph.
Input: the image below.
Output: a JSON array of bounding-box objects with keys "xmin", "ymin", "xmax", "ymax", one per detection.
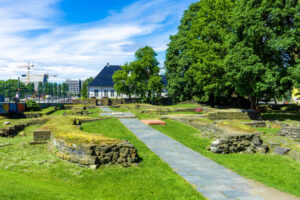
[
  {"xmin": 53, "ymin": 83, "xmax": 58, "ymax": 97},
  {"xmin": 185, "ymin": 0, "xmax": 235, "ymax": 106},
  {"xmin": 26, "ymin": 83, "xmax": 35, "ymax": 97},
  {"xmin": 164, "ymin": 2, "xmax": 201, "ymax": 103},
  {"xmin": 112, "ymin": 63, "xmax": 135, "ymax": 98},
  {"xmin": 0, "ymin": 79, "xmax": 26, "ymax": 99},
  {"xmin": 226, "ymin": 0, "xmax": 299, "ymax": 108},
  {"xmin": 37, "ymin": 82, "xmax": 43, "ymax": 96},
  {"xmin": 113, "ymin": 46, "xmax": 163, "ymax": 102},
  {"xmin": 62, "ymin": 83, "xmax": 69, "ymax": 97}
]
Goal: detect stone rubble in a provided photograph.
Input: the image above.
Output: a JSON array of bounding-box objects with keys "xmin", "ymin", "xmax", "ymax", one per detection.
[{"xmin": 210, "ymin": 133, "xmax": 269, "ymax": 154}]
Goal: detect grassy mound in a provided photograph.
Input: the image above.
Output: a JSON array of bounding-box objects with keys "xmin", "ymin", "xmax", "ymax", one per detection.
[{"xmin": 41, "ymin": 116, "xmax": 121, "ymax": 145}]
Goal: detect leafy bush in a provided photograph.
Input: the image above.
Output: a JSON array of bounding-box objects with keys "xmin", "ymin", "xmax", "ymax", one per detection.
[
  {"xmin": 25, "ymin": 100, "xmax": 41, "ymax": 111},
  {"xmin": 55, "ymin": 103, "xmax": 65, "ymax": 110}
]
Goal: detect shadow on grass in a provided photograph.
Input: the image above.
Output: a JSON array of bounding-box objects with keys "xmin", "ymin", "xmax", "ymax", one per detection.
[{"xmin": 262, "ymin": 113, "xmax": 300, "ymax": 121}]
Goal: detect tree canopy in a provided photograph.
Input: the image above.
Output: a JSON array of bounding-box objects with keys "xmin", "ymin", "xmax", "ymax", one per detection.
[
  {"xmin": 81, "ymin": 77, "xmax": 94, "ymax": 98},
  {"xmin": 165, "ymin": 0, "xmax": 299, "ymax": 108},
  {"xmin": 185, "ymin": 0, "xmax": 235, "ymax": 106},
  {"xmin": 113, "ymin": 46, "xmax": 163, "ymax": 102},
  {"xmin": 226, "ymin": 0, "xmax": 299, "ymax": 108},
  {"xmin": 164, "ymin": 2, "xmax": 201, "ymax": 103}
]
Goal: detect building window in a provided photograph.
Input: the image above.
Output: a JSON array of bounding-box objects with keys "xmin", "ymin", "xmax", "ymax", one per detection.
[
  {"xmin": 104, "ymin": 90, "xmax": 108, "ymax": 97},
  {"xmin": 111, "ymin": 90, "xmax": 114, "ymax": 97},
  {"xmin": 94, "ymin": 89, "xmax": 99, "ymax": 97},
  {"xmin": 117, "ymin": 93, "xmax": 121, "ymax": 97}
]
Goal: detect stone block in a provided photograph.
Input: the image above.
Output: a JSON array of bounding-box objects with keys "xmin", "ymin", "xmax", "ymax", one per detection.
[
  {"xmin": 274, "ymin": 147, "xmax": 291, "ymax": 155},
  {"xmin": 33, "ymin": 129, "xmax": 51, "ymax": 141},
  {"xmin": 267, "ymin": 141, "xmax": 280, "ymax": 149}
]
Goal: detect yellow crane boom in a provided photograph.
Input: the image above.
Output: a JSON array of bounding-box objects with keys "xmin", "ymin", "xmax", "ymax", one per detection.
[{"xmin": 18, "ymin": 63, "xmax": 34, "ymax": 83}]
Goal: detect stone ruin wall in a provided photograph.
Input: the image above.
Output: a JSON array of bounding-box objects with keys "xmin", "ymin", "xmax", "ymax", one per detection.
[
  {"xmin": 169, "ymin": 115, "xmax": 269, "ymax": 154},
  {"xmin": 277, "ymin": 127, "xmax": 300, "ymax": 141},
  {"xmin": 210, "ymin": 133, "xmax": 269, "ymax": 154},
  {"xmin": 207, "ymin": 111, "xmax": 262, "ymax": 121},
  {"xmin": 0, "ymin": 118, "xmax": 48, "ymax": 137},
  {"xmin": 50, "ymin": 138, "xmax": 139, "ymax": 168}
]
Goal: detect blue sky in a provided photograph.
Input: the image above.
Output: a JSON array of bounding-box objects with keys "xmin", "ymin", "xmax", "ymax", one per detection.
[{"xmin": 0, "ymin": 0, "xmax": 197, "ymax": 81}]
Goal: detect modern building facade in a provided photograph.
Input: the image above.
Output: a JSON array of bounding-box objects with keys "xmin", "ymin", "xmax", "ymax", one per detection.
[
  {"xmin": 20, "ymin": 74, "xmax": 48, "ymax": 90},
  {"xmin": 66, "ymin": 79, "xmax": 81, "ymax": 96}
]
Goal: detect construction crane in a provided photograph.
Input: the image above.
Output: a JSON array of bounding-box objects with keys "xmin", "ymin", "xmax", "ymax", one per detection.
[
  {"xmin": 18, "ymin": 62, "xmax": 34, "ymax": 83},
  {"xmin": 34, "ymin": 73, "xmax": 57, "ymax": 78}
]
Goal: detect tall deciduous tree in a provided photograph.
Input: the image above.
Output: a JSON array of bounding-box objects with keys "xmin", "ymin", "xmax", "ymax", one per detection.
[
  {"xmin": 44, "ymin": 82, "xmax": 50, "ymax": 95},
  {"xmin": 62, "ymin": 83, "xmax": 69, "ymax": 97},
  {"xmin": 37, "ymin": 82, "xmax": 43, "ymax": 96},
  {"xmin": 53, "ymin": 83, "xmax": 58, "ymax": 97},
  {"xmin": 58, "ymin": 84, "xmax": 62, "ymax": 97},
  {"xmin": 113, "ymin": 63, "xmax": 135, "ymax": 98},
  {"xmin": 81, "ymin": 77, "xmax": 94, "ymax": 98},
  {"xmin": 26, "ymin": 83, "xmax": 35, "ymax": 97},
  {"xmin": 185, "ymin": 0, "xmax": 234, "ymax": 106},
  {"xmin": 226, "ymin": 0, "xmax": 299, "ymax": 109},
  {"xmin": 165, "ymin": 2, "xmax": 201, "ymax": 103},
  {"xmin": 113, "ymin": 46, "xmax": 163, "ymax": 102}
]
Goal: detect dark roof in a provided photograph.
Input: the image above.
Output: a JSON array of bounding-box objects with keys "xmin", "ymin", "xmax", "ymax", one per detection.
[
  {"xmin": 89, "ymin": 65, "xmax": 121, "ymax": 87},
  {"xmin": 160, "ymin": 75, "xmax": 167, "ymax": 86},
  {"xmin": 89, "ymin": 64, "xmax": 168, "ymax": 87}
]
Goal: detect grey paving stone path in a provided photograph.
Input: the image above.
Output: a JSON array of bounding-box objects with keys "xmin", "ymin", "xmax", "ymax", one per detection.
[
  {"xmin": 99, "ymin": 107, "xmax": 265, "ymax": 200},
  {"xmin": 100, "ymin": 107, "xmax": 136, "ymax": 118}
]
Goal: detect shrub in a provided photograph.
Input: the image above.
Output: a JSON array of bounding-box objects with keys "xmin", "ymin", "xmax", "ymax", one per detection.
[
  {"xmin": 55, "ymin": 103, "xmax": 65, "ymax": 110},
  {"xmin": 25, "ymin": 100, "xmax": 41, "ymax": 111}
]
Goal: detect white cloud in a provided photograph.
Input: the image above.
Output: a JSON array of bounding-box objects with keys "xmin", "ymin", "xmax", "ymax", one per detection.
[{"xmin": 0, "ymin": 0, "xmax": 196, "ymax": 82}]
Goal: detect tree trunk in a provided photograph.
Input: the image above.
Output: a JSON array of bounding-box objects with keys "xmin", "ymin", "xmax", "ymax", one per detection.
[
  {"xmin": 210, "ymin": 93, "xmax": 215, "ymax": 108},
  {"xmin": 250, "ymin": 96, "xmax": 256, "ymax": 110}
]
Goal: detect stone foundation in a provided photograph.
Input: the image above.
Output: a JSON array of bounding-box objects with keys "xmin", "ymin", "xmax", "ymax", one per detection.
[
  {"xmin": 140, "ymin": 107, "xmax": 196, "ymax": 115},
  {"xmin": 210, "ymin": 133, "xmax": 269, "ymax": 154},
  {"xmin": 277, "ymin": 126, "xmax": 300, "ymax": 141},
  {"xmin": 0, "ymin": 118, "xmax": 48, "ymax": 137},
  {"xmin": 0, "ymin": 124, "xmax": 26, "ymax": 137},
  {"xmin": 50, "ymin": 138, "xmax": 139, "ymax": 168},
  {"xmin": 208, "ymin": 110, "xmax": 262, "ymax": 120},
  {"xmin": 170, "ymin": 117, "xmax": 224, "ymax": 138},
  {"xmin": 242, "ymin": 121, "xmax": 266, "ymax": 127},
  {"xmin": 24, "ymin": 113, "xmax": 43, "ymax": 118}
]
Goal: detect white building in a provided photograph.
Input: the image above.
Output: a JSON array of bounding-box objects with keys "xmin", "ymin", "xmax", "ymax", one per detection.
[{"xmin": 88, "ymin": 64, "xmax": 122, "ymax": 99}]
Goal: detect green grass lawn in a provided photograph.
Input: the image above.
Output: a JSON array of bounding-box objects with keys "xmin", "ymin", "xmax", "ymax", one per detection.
[
  {"xmin": 255, "ymin": 127, "xmax": 280, "ymax": 134},
  {"xmin": 152, "ymin": 119, "xmax": 300, "ymax": 197},
  {"xmin": 24, "ymin": 106, "xmax": 56, "ymax": 115},
  {"xmin": 86, "ymin": 107, "xmax": 101, "ymax": 117},
  {"xmin": 0, "ymin": 118, "xmax": 204, "ymax": 200}
]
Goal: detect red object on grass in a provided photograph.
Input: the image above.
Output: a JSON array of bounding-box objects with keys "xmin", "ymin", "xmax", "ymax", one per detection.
[
  {"xmin": 195, "ymin": 107, "xmax": 203, "ymax": 112},
  {"xmin": 141, "ymin": 119, "xmax": 166, "ymax": 125}
]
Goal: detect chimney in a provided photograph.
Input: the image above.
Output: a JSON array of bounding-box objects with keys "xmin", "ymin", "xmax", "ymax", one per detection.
[{"xmin": 106, "ymin": 62, "xmax": 110, "ymax": 66}]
